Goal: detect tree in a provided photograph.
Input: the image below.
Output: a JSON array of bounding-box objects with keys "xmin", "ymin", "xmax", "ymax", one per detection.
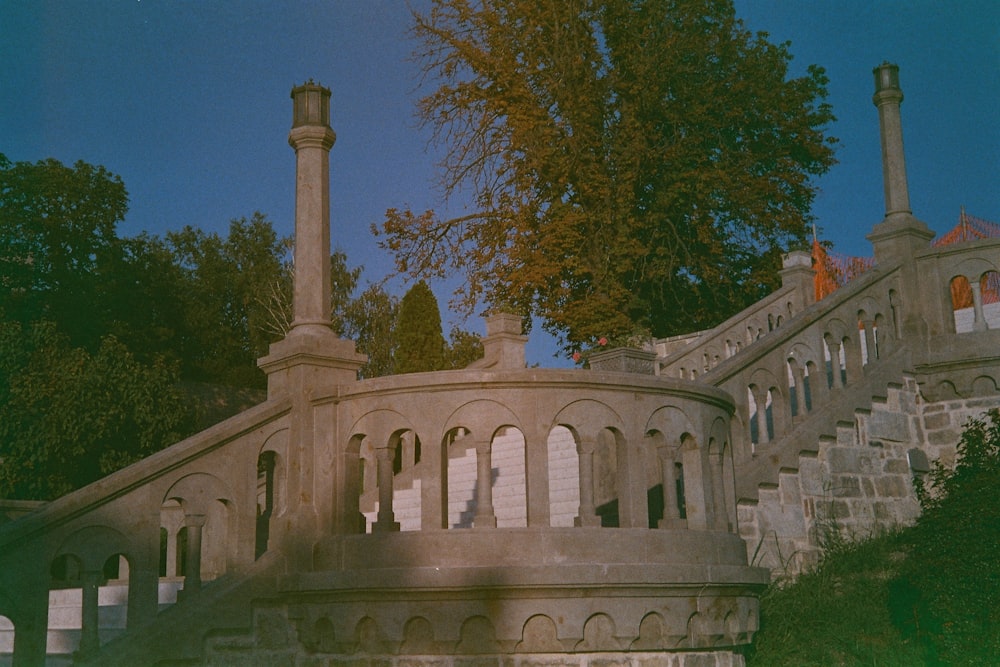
[
  {"xmin": 0, "ymin": 154, "xmax": 128, "ymax": 348},
  {"xmin": 375, "ymin": 0, "xmax": 836, "ymax": 350},
  {"xmin": 394, "ymin": 280, "xmax": 446, "ymax": 373},
  {"xmin": 0, "ymin": 320, "xmax": 192, "ymax": 500}
]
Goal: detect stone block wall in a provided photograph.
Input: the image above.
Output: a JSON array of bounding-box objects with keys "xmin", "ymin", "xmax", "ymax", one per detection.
[{"xmin": 737, "ymin": 376, "xmax": 1000, "ymax": 576}]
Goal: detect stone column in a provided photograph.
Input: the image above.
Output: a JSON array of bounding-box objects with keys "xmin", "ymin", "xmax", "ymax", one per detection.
[
  {"xmin": 970, "ymin": 280, "xmax": 988, "ymax": 332},
  {"xmin": 288, "ymin": 82, "xmax": 335, "ymax": 336},
  {"xmin": 76, "ymin": 569, "xmax": 102, "ymax": 657},
  {"xmin": 872, "ymin": 63, "xmax": 911, "ymax": 220},
  {"xmin": 658, "ymin": 447, "xmax": 684, "ymax": 528},
  {"xmin": 574, "ymin": 438, "xmax": 601, "ymax": 527},
  {"xmin": 752, "ymin": 386, "xmax": 770, "ymax": 446},
  {"xmin": 790, "ymin": 362, "xmax": 807, "ymax": 417},
  {"xmin": 474, "ymin": 440, "xmax": 497, "ymax": 528},
  {"xmin": 182, "ymin": 514, "xmax": 206, "ymax": 593},
  {"xmin": 862, "ymin": 319, "xmax": 877, "ymax": 364},
  {"xmin": 827, "ymin": 339, "xmax": 844, "ymax": 389},
  {"xmin": 710, "ymin": 452, "xmax": 729, "ymax": 531},
  {"xmin": 373, "ymin": 446, "xmax": 400, "ymax": 532}
]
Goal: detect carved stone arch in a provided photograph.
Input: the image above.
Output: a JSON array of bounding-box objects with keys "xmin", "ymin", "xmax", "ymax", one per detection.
[
  {"xmin": 55, "ymin": 525, "xmax": 132, "ymax": 573},
  {"xmin": 576, "ymin": 612, "xmax": 621, "ymax": 651},
  {"xmin": 824, "ymin": 317, "xmax": 850, "ymax": 344},
  {"xmin": 442, "ymin": 398, "xmax": 522, "ymax": 442},
  {"xmin": 551, "ymin": 398, "xmax": 626, "ymax": 441},
  {"xmin": 354, "ymin": 615, "xmax": 390, "ymax": 655},
  {"xmin": 971, "ymin": 375, "xmax": 999, "ymax": 396},
  {"xmin": 400, "ymin": 615, "xmax": 436, "ymax": 654},
  {"xmin": 348, "ymin": 408, "xmax": 418, "ymax": 454},
  {"xmin": 456, "ymin": 615, "xmax": 500, "ymax": 654},
  {"xmin": 516, "ymin": 614, "xmax": 562, "ymax": 652},
  {"xmin": 257, "ymin": 427, "xmax": 288, "ymax": 518},
  {"xmin": 162, "ymin": 472, "xmax": 237, "ymax": 579},
  {"xmin": 644, "ymin": 405, "xmax": 697, "ymax": 451},
  {"xmin": 952, "ymin": 255, "xmax": 999, "ymax": 284},
  {"xmin": 163, "ymin": 472, "xmax": 235, "ymax": 516},
  {"xmin": 631, "ymin": 611, "xmax": 667, "ymax": 650}
]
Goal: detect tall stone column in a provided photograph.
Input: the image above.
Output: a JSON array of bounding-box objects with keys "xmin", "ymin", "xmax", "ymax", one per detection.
[
  {"xmin": 873, "ymin": 63, "xmax": 911, "ymax": 220},
  {"xmin": 258, "ymin": 81, "xmax": 366, "ymax": 396},
  {"xmin": 76, "ymin": 570, "xmax": 102, "ymax": 657},
  {"xmin": 288, "ymin": 82, "xmax": 336, "ymax": 336}
]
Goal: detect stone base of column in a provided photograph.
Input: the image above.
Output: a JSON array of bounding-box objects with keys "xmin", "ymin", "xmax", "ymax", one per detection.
[
  {"xmin": 574, "ymin": 514, "xmax": 601, "ymax": 527},
  {"xmin": 473, "ymin": 512, "xmax": 497, "ymax": 528},
  {"xmin": 258, "ymin": 328, "xmax": 366, "ymax": 398}
]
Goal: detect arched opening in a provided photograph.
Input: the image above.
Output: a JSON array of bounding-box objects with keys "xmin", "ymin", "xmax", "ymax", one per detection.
[
  {"xmin": 951, "ymin": 275, "xmax": 974, "ymax": 332},
  {"xmin": 490, "ymin": 426, "xmax": 527, "ymax": 528},
  {"xmin": 748, "ymin": 386, "xmax": 774, "ymax": 448},
  {"xmin": 0, "ymin": 613, "xmax": 13, "ymax": 661},
  {"xmin": 547, "ymin": 425, "xmax": 579, "ymax": 527},
  {"xmin": 255, "ymin": 451, "xmax": 276, "ymax": 559},
  {"xmin": 593, "ymin": 428, "xmax": 621, "ymax": 528}
]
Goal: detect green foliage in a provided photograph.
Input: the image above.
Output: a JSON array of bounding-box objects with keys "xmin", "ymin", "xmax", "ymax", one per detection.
[
  {"xmin": 376, "ymin": 0, "xmax": 836, "ymax": 350},
  {"xmin": 751, "ymin": 411, "xmax": 1000, "ymax": 666},
  {"xmin": 443, "ymin": 325, "xmax": 484, "ymax": 369},
  {"xmin": 394, "ymin": 280, "xmax": 446, "ymax": 373},
  {"xmin": 748, "ymin": 530, "xmax": 924, "ymax": 666},
  {"xmin": 889, "ymin": 409, "xmax": 1000, "ymax": 665},
  {"xmin": 0, "ymin": 153, "xmax": 128, "ymax": 348},
  {"xmin": 0, "ymin": 320, "xmax": 192, "ymax": 500},
  {"xmin": 344, "ymin": 283, "xmax": 399, "ymax": 378}
]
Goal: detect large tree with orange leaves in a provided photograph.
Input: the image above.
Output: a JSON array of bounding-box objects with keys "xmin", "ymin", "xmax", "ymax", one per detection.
[{"xmin": 375, "ymin": 0, "xmax": 837, "ymax": 351}]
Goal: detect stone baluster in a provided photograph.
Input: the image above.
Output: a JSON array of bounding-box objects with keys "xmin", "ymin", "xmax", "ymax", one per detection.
[
  {"xmin": 373, "ymin": 445, "xmax": 400, "ymax": 532},
  {"xmin": 710, "ymin": 452, "xmax": 729, "ymax": 531},
  {"xmin": 474, "ymin": 440, "xmax": 497, "ymax": 529},
  {"xmin": 76, "ymin": 569, "xmax": 103, "ymax": 657},
  {"xmin": 575, "ymin": 437, "xmax": 601, "ymax": 527},
  {"xmin": 790, "ymin": 362, "xmax": 808, "ymax": 417},
  {"xmin": 658, "ymin": 447, "xmax": 684, "ymax": 528},
  {"xmin": 751, "ymin": 386, "xmax": 770, "ymax": 445},
  {"xmin": 970, "ymin": 279, "xmax": 988, "ymax": 332},
  {"xmin": 183, "ymin": 514, "xmax": 206, "ymax": 593},
  {"xmin": 862, "ymin": 319, "xmax": 877, "ymax": 365},
  {"xmin": 827, "ymin": 339, "xmax": 844, "ymax": 389}
]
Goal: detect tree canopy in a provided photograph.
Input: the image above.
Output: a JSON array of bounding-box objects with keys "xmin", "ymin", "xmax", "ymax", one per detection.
[
  {"xmin": 395, "ymin": 279, "xmax": 447, "ymax": 373},
  {"xmin": 375, "ymin": 0, "xmax": 837, "ymax": 350}
]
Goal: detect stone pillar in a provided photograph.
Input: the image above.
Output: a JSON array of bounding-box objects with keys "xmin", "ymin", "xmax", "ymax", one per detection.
[
  {"xmin": 373, "ymin": 446, "xmax": 400, "ymax": 532},
  {"xmin": 752, "ymin": 386, "xmax": 770, "ymax": 445},
  {"xmin": 12, "ymin": 584, "xmax": 49, "ymax": 667},
  {"xmin": 862, "ymin": 319, "xmax": 877, "ymax": 364},
  {"xmin": 711, "ymin": 452, "xmax": 729, "ymax": 531},
  {"xmin": 866, "ymin": 63, "xmax": 933, "ymax": 265},
  {"xmin": 970, "ymin": 280, "xmax": 988, "ymax": 332},
  {"xmin": 182, "ymin": 514, "xmax": 206, "ymax": 593},
  {"xmin": 473, "ymin": 440, "xmax": 497, "ymax": 528},
  {"xmin": 258, "ymin": 81, "xmax": 366, "ymax": 396},
  {"xmin": 790, "ymin": 362, "xmax": 807, "ymax": 417},
  {"xmin": 827, "ymin": 339, "xmax": 844, "ymax": 389},
  {"xmin": 575, "ymin": 438, "xmax": 600, "ymax": 527},
  {"xmin": 873, "ymin": 63, "xmax": 911, "ymax": 220},
  {"xmin": 76, "ymin": 569, "xmax": 102, "ymax": 657},
  {"xmin": 288, "ymin": 82, "xmax": 335, "ymax": 336},
  {"xmin": 779, "ymin": 249, "xmax": 816, "ymax": 307},
  {"xmin": 658, "ymin": 447, "xmax": 684, "ymax": 528}
]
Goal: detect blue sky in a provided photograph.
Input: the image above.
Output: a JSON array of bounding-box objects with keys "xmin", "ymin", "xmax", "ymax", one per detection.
[{"xmin": 3, "ymin": 1, "xmax": 998, "ymax": 365}]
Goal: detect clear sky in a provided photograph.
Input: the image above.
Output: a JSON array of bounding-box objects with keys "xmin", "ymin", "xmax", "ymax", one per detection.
[{"xmin": 3, "ymin": 1, "xmax": 998, "ymax": 365}]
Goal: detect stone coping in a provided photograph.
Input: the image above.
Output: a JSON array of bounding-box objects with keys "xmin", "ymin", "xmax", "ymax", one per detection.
[{"xmin": 304, "ymin": 528, "xmax": 768, "ymax": 589}]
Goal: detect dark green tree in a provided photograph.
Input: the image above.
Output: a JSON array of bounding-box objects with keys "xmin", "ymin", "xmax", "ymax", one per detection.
[
  {"xmin": 394, "ymin": 280, "xmax": 446, "ymax": 373},
  {"xmin": 376, "ymin": 0, "xmax": 836, "ymax": 350},
  {"xmin": 0, "ymin": 320, "xmax": 192, "ymax": 500},
  {"xmin": 0, "ymin": 153, "xmax": 128, "ymax": 348}
]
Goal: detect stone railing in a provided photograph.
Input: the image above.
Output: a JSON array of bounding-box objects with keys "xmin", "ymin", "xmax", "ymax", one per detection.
[{"xmin": 0, "ymin": 399, "xmax": 292, "ymax": 664}]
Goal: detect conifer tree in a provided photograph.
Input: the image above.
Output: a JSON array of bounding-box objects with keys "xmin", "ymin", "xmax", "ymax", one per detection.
[{"xmin": 394, "ymin": 280, "xmax": 446, "ymax": 373}]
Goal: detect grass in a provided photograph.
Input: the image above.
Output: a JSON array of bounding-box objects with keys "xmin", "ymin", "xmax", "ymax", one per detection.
[{"xmin": 745, "ymin": 529, "xmax": 926, "ymax": 666}]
